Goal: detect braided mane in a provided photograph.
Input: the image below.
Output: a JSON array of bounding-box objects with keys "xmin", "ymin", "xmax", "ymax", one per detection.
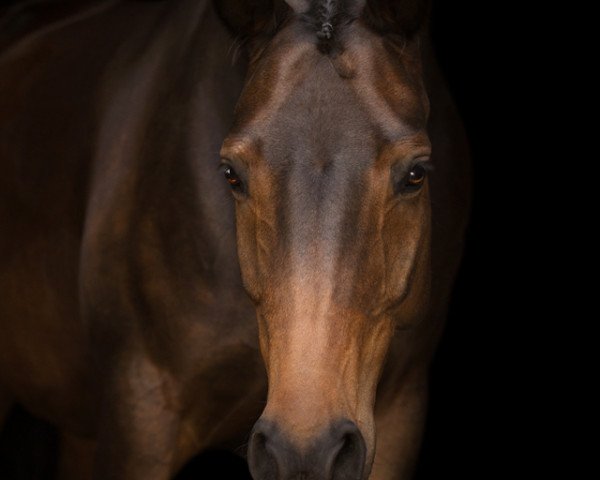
[{"xmin": 302, "ymin": 0, "xmax": 361, "ymax": 54}]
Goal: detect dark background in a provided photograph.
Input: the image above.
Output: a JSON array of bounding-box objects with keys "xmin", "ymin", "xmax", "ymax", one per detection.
[{"xmin": 0, "ymin": 0, "xmax": 534, "ymax": 478}]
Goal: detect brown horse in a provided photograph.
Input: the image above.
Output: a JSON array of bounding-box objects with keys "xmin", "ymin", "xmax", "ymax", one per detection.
[{"xmin": 0, "ymin": 0, "xmax": 469, "ymax": 478}]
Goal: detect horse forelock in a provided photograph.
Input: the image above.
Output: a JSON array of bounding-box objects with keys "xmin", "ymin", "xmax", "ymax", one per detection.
[{"xmin": 300, "ymin": 0, "xmax": 365, "ymax": 54}]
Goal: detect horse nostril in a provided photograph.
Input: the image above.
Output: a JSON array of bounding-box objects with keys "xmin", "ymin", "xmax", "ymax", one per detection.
[
  {"xmin": 329, "ymin": 421, "xmax": 367, "ymax": 480},
  {"xmin": 248, "ymin": 418, "xmax": 366, "ymax": 480},
  {"xmin": 248, "ymin": 421, "xmax": 278, "ymax": 480}
]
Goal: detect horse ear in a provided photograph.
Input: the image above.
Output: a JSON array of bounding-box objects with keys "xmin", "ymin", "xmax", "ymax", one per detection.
[
  {"xmin": 214, "ymin": 0, "xmax": 289, "ymax": 38},
  {"xmin": 285, "ymin": 0, "xmax": 310, "ymax": 13},
  {"xmin": 363, "ymin": 0, "xmax": 431, "ymax": 38}
]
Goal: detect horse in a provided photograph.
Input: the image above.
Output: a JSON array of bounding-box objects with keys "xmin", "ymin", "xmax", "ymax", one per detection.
[{"xmin": 0, "ymin": 0, "xmax": 470, "ymax": 478}]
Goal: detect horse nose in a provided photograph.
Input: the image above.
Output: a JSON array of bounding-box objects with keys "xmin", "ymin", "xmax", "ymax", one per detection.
[{"xmin": 248, "ymin": 418, "xmax": 366, "ymax": 480}]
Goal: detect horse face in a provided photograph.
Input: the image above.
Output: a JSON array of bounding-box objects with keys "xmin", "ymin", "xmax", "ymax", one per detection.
[{"xmin": 220, "ymin": 14, "xmax": 431, "ymax": 480}]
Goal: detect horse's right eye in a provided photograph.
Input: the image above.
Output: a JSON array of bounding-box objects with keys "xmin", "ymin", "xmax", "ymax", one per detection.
[{"xmin": 224, "ymin": 167, "xmax": 243, "ymax": 190}]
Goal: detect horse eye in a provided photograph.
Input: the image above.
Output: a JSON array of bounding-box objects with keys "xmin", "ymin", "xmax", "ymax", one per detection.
[
  {"xmin": 224, "ymin": 167, "xmax": 243, "ymax": 190},
  {"xmin": 401, "ymin": 164, "xmax": 427, "ymax": 193}
]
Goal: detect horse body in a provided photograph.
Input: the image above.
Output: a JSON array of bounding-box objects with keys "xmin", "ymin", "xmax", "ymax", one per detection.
[
  {"xmin": 0, "ymin": 1, "xmax": 469, "ymax": 479},
  {"xmin": 1, "ymin": 0, "xmax": 263, "ymax": 472}
]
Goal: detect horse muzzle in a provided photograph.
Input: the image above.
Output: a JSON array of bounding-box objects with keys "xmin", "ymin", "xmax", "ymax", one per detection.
[{"xmin": 248, "ymin": 417, "xmax": 367, "ymax": 480}]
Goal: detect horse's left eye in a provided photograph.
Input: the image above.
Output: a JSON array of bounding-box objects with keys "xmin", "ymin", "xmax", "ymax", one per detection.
[
  {"xmin": 407, "ymin": 164, "xmax": 426, "ymax": 186},
  {"xmin": 224, "ymin": 167, "xmax": 243, "ymax": 190},
  {"xmin": 398, "ymin": 164, "xmax": 427, "ymax": 194}
]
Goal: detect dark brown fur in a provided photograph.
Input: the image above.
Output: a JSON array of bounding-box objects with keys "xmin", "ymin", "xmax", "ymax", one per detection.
[{"xmin": 0, "ymin": 0, "xmax": 469, "ymax": 478}]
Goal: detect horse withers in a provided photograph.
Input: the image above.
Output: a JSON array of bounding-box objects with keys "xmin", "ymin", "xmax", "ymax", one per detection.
[{"xmin": 0, "ymin": 0, "xmax": 470, "ymax": 479}]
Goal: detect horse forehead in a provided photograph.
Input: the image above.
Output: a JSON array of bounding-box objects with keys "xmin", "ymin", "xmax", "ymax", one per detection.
[
  {"xmin": 264, "ymin": 61, "xmax": 374, "ymax": 162},
  {"xmin": 235, "ymin": 31, "xmax": 425, "ymax": 152}
]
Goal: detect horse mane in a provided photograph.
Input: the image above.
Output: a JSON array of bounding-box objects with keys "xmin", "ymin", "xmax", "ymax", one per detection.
[
  {"xmin": 301, "ymin": 0, "xmax": 362, "ymax": 54},
  {"xmin": 215, "ymin": 0, "xmax": 430, "ymax": 61},
  {"xmin": 299, "ymin": 0, "xmax": 430, "ymax": 54}
]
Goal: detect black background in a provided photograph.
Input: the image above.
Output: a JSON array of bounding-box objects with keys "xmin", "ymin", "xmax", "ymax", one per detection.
[{"xmin": 0, "ymin": 0, "xmax": 537, "ymax": 478}]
